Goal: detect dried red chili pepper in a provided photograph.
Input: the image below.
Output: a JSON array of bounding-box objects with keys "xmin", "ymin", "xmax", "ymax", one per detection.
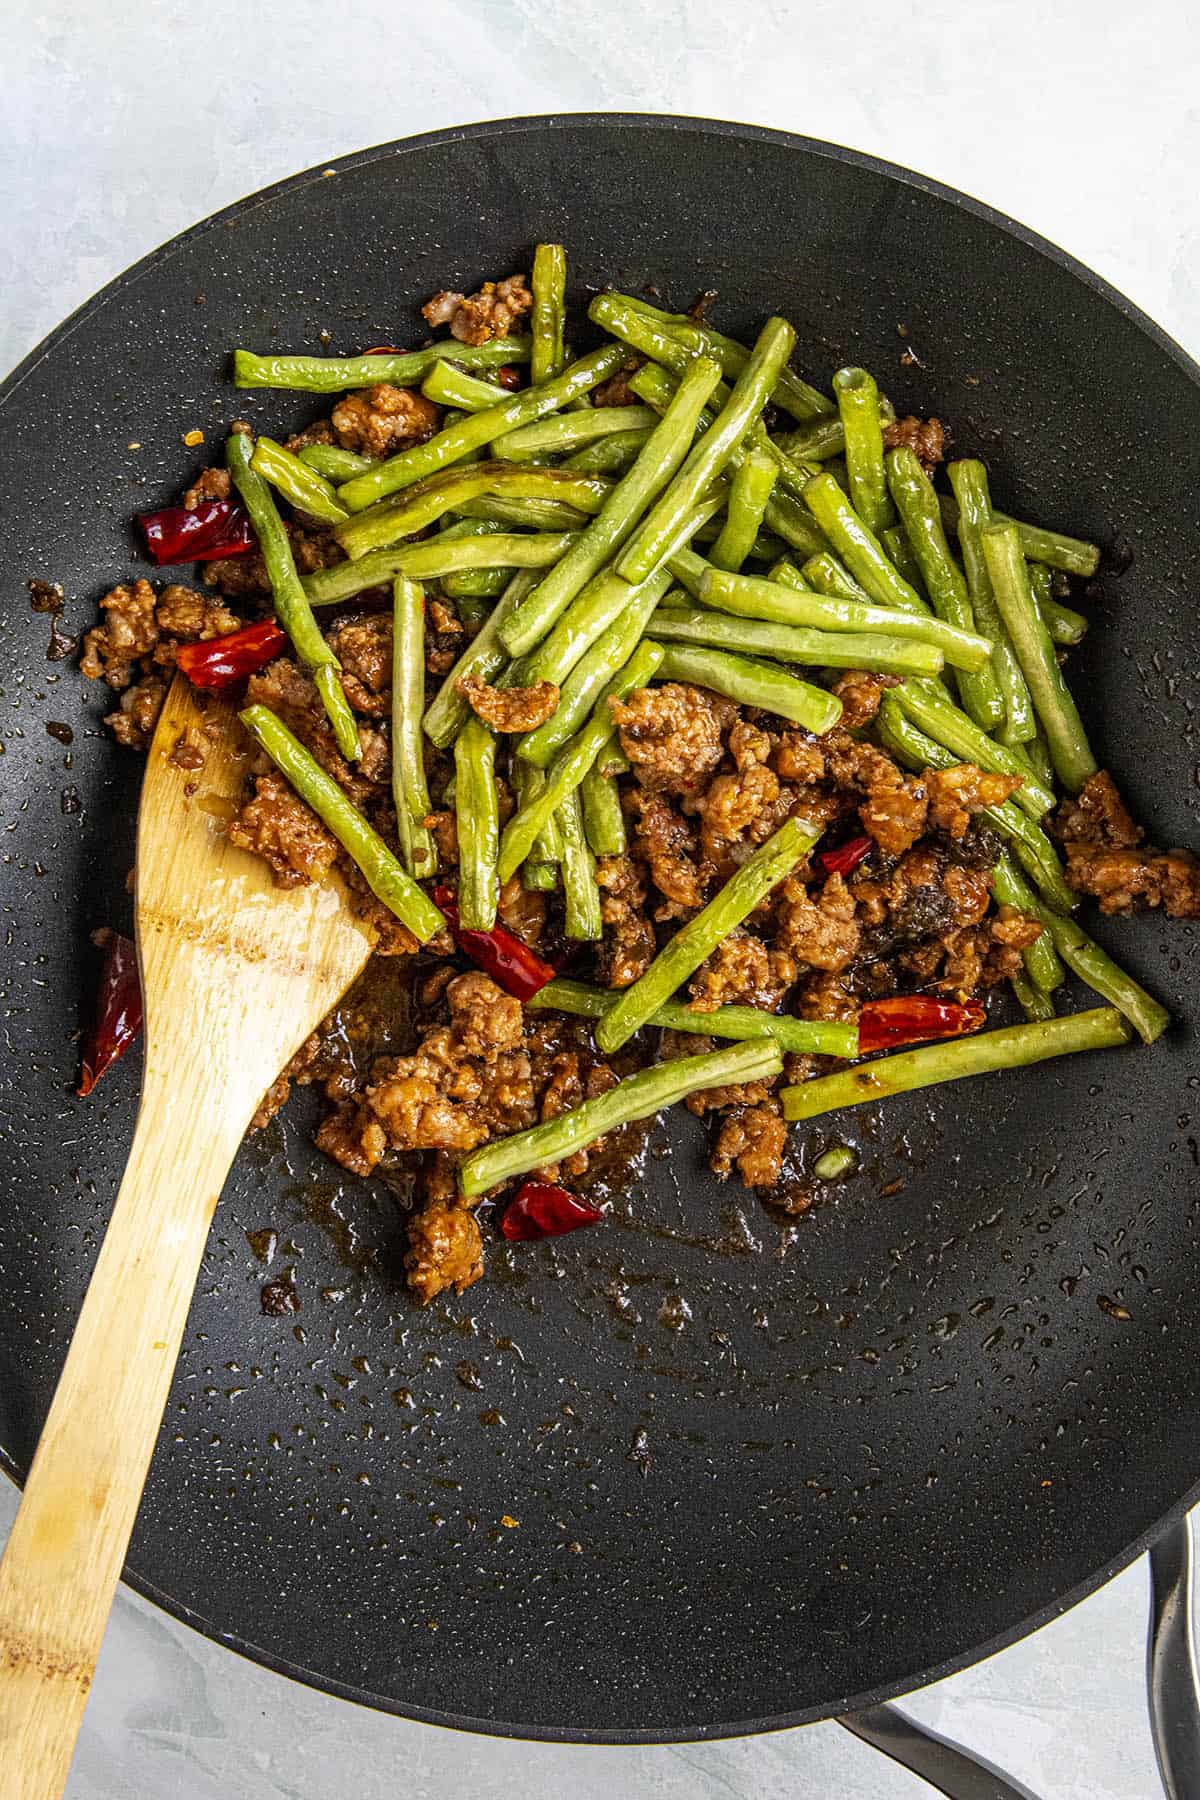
[
  {"xmin": 434, "ymin": 886, "xmax": 556, "ymax": 1002},
  {"xmin": 138, "ymin": 499, "xmax": 256, "ymax": 565},
  {"xmin": 500, "ymin": 1181, "xmax": 603, "ymax": 1242},
  {"xmin": 494, "ymin": 365, "xmax": 521, "ymax": 390},
  {"xmin": 857, "ymin": 996, "xmax": 986, "ymax": 1055},
  {"xmin": 816, "ymin": 834, "xmax": 874, "ymax": 878},
  {"xmin": 78, "ymin": 929, "xmax": 143, "ymax": 1096},
  {"xmin": 175, "ymin": 620, "xmax": 288, "ymax": 692}
]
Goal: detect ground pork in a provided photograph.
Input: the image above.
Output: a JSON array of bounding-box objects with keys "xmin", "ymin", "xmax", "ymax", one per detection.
[
  {"xmin": 1056, "ymin": 770, "xmax": 1142, "ymax": 848},
  {"xmin": 457, "ymin": 673, "xmax": 559, "ymax": 732},
  {"xmin": 497, "ymin": 875, "xmax": 546, "ymax": 946},
  {"xmin": 1057, "ymin": 770, "xmax": 1200, "ymax": 916},
  {"xmin": 330, "ymin": 384, "xmax": 440, "ymax": 458},
  {"xmin": 610, "ymin": 682, "xmax": 731, "ymax": 794},
  {"xmin": 80, "ymin": 579, "xmax": 159, "ymax": 689},
  {"xmin": 592, "ymin": 364, "xmax": 644, "ymax": 406},
  {"xmin": 695, "ymin": 762, "xmax": 787, "ymax": 860},
  {"xmin": 202, "ymin": 523, "xmax": 343, "ymax": 599},
  {"xmin": 105, "ymin": 676, "xmax": 168, "ymax": 749},
  {"xmin": 597, "ymin": 854, "xmax": 656, "ymax": 987},
  {"xmin": 830, "ymin": 670, "xmax": 902, "ymax": 729},
  {"xmin": 688, "ymin": 930, "xmax": 795, "ymax": 1011},
  {"xmin": 926, "ymin": 763, "xmax": 1024, "ymax": 837},
  {"xmin": 405, "ymin": 1201, "xmax": 484, "ymax": 1303},
  {"xmin": 626, "ymin": 789, "xmax": 707, "ymax": 916},
  {"xmin": 154, "ymin": 584, "xmax": 242, "ymax": 645},
  {"xmin": 228, "ymin": 772, "xmax": 339, "ymax": 888},
  {"xmin": 327, "ymin": 616, "xmax": 392, "ymax": 701},
  {"xmin": 422, "ymin": 274, "xmax": 533, "ymax": 345},
  {"xmin": 182, "ymin": 466, "xmax": 232, "ymax": 509},
  {"xmin": 883, "ymin": 415, "xmax": 947, "ymax": 474},
  {"xmin": 860, "ymin": 773, "xmax": 929, "ymax": 855},
  {"xmin": 711, "ymin": 1103, "xmax": 788, "ymax": 1187},
  {"xmin": 284, "ymin": 418, "xmax": 335, "ymax": 454},
  {"xmin": 244, "ymin": 658, "xmax": 388, "ymax": 802},
  {"xmin": 776, "ymin": 872, "xmax": 861, "ymax": 972}
]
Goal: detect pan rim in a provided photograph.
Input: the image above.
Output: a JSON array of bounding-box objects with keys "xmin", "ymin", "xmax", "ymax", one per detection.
[{"xmin": 3, "ymin": 109, "xmax": 1198, "ymax": 1745}]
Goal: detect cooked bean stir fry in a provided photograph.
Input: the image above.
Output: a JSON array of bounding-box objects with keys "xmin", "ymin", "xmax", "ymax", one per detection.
[{"xmin": 75, "ymin": 245, "xmax": 1196, "ymax": 1304}]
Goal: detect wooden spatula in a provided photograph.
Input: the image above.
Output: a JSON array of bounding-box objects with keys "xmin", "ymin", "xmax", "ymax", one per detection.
[{"xmin": 0, "ymin": 675, "xmax": 375, "ymax": 1799}]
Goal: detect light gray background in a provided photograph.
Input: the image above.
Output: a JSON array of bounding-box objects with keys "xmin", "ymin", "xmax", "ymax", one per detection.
[{"xmin": 4, "ymin": 1, "xmax": 1197, "ymax": 1794}]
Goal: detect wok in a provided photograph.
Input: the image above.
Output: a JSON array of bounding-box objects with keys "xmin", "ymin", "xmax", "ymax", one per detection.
[{"xmin": 1, "ymin": 114, "xmax": 1198, "ymax": 1746}]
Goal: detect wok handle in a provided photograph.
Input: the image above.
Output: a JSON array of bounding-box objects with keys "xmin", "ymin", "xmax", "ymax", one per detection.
[
  {"xmin": 1148, "ymin": 1513, "xmax": 1200, "ymax": 1800},
  {"xmin": 837, "ymin": 1705, "xmax": 1038, "ymax": 1799},
  {"xmin": 0, "ymin": 1070, "xmax": 241, "ymax": 1800}
]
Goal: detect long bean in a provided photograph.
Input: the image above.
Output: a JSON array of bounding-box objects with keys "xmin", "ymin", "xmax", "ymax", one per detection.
[
  {"xmin": 390, "ymin": 578, "xmax": 436, "ymax": 879},
  {"xmin": 510, "ymin": 757, "xmax": 562, "ymax": 890},
  {"xmin": 239, "ymin": 704, "xmax": 444, "ymax": 942},
  {"xmin": 234, "ymin": 338, "xmax": 532, "ymax": 393},
  {"xmin": 595, "ymin": 815, "xmax": 822, "ymax": 1053},
  {"xmin": 705, "ymin": 565, "xmax": 992, "ymax": 672},
  {"xmin": 297, "ymin": 443, "xmax": 374, "ymax": 482},
  {"xmin": 649, "ymin": 606, "xmax": 945, "ymax": 678},
  {"xmin": 654, "ymin": 644, "xmax": 841, "ymax": 733},
  {"xmin": 459, "ymin": 1037, "xmax": 783, "ymax": 1196},
  {"xmin": 422, "ymin": 569, "xmax": 539, "ymax": 747},
  {"xmin": 1010, "ymin": 971, "xmax": 1055, "ymax": 1022},
  {"xmin": 434, "ymin": 519, "xmax": 511, "ymax": 601},
  {"xmin": 800, "ymin": 551, "xmax": 873, "ymax": 604},
  {"xmin": 557, "ymin": 788, "xmax": 602, "ymax": 940},
  {"xmin": 580, "ymin": 758, "xmax": 627, "ymax": 857},
  {"xmin": 981, "ymin": 521, "xmax": 1097, "ymax": 792},
  {"xmin": 780, "ymin": 1009, "xmax": 1131, "ymax": 1120},
  {"xmin": 530, "ymin": 243, "xmax": 568, "ymax": 384},
  {"xmin": 890, "ymin": 680, "xmax": 1055, "ymax": 819},
  {"xmin": 454, "ymin": 716, "xmax": 500, "ymax": 930},
  {"xmin": 1028, "ymin": 562, "xmax": 1088, "ymax": 646},
  {"xmin": 303, "ymin": 532, "xmax": 576, "ymax": 607},
  {"xmin": 875, "ymin": 695, "xmax": 1075, "ymax": 911},
  {"xmin": 518, "ymin": 568, "xmax": 674, "ymax": 767},
  {"xmin": 802, "ymin": 472, "xmax": 931, "ymax": 617},
  {"xmin": 337, "ymin": 462, "xmax": 609, "ymax": 560},
  {"xmin": 885, "ymin": 447, "xmax": 1003, "ymax": 728},
  {"xmin": 499, "ymin": 356, "xmax": 723, "ymax": 657},
  {"xmin": 947, "ymin": 459, "xmax": 1035, "ymax": 743},
  {"xmin": 988, "ymin": 852, "xmax": 1066, "ymax": 994},
  {"xmin": 939, "ymin": 494, "xmax": 1101, "ymax": 579},
  {"xmin": 531, "ymin": 977, "xmax": 859, "ymax": 1057},
  {"xmin": 498, "ymin": 641, "xmax": 665, "ymax": 883},
  {"xmin": 251, "ymin": 436, "xmax": 350, "ymax": 526},
  {"xmin": 336, "ymin": 343, "xmax": 625, "ymax": 511},
  {"xmin": 421, "ymin": 359, "xmax": 513, "ymax": 412},
  {"xmin": 708, "ymin": 452, "xmax": 778, "ymax": 572},
  {"xmin": 833, "ymin": 367, "xmax": 893, "ymax": 536},
  {"xmin": 615, "ymin": 318, "xmax": 796, "ymax": 582},
  {"xmin": 495, "ymin": 407, "xmax": 658, "ymax": 459},
  {"xmin": 226, "ymin": 432, "xmax": 360, "ymax": 761},
  {"xmin": 565, "ymin": 427, "xmax": 656, "ymax": 474},
  {"xmin": 879, "ymin": 524, "xmax": 927, "ymax": 597}
]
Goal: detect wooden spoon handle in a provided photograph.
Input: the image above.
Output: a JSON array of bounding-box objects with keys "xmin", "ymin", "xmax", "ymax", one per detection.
[{"xmin": 0, "ymin": 1069, "xmax": 244, "ymax": 1800}]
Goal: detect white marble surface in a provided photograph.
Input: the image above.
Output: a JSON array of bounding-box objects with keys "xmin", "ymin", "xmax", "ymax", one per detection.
[{"xmin": 4, "ymin": 1, "xmax": 1198, "ymax": 1794}]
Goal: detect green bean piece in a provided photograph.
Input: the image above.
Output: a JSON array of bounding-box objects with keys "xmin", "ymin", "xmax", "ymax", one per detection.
[
  {"xmin": 497, "ymin": 642, "xmax": 664, "ymax": 884},
  {"xmin": 775, "ymin": 415, "xmax": 846, "ymax": 462},
  {"xmin": 938, "ymin": 495, "xmax": 1101, "ymax": 578},
  {"xmin": 239, "ymin": 704, "xmax": 443, "ymax": 942},
  {"xmin": 580, "ymin": 759, "xmax": 627, "ymax": 857},
  {"xmin": 885, "ymin": 447, "xmax": 1003, "ymax": 729},
  {"xmin": 1022, "ymin": 720, "xmax": 1057, "ymax": 789},
  {"xmin": 304, "ymin": 533, "xmax": 576, "ymax": 607},
  {"xmin": 615, "ymin": 319, "xmax": 796, "ymax": 583},
  {"xmin": 453, "ymin": 716, "xmax": 500, "ymax": 930},
  {"xmin": 459, "ymin": 1037, "xmax": 783, "ymax": 1196},
  {"xmin": 595, "ymin": 815, "xmax": 821, "ymax": 1053},
  {"xmin": 980, "ymin": 522, "xmax": 1097, "ymax": 793},
  {"xmin": 422, "ymin": 569, "xmax": 540, "ymax": 747},
  {"xmin": 426, "ymin": 517, "xmax": 508, "ymax": 600},
  {"xmin": 709, "ymin": 565, "xmax": 992, "ymax": 672},
  {"xmin": 510, "ymin": 757, "xmax": 562, "ymax": 890},
  {"xmin": 297, "ymin": 443, "xmax": 375, "ymax": 482},
  {"xmin": 518, "ymin": 568, "xmax": 674, "ymax": 768},
  {"xmin": 799, "ymin": 551, "xmax": 873, "ymax": 604},
  {"xmin": 1028, "ymin": 563, "xmax": 1088, "ymax": 647},
  {"xmin": 947, "ymin": 459, "xmax": 1035, "ymax": 743},
  {"xmin": 452, "ymin": 494, "xmax": 590, "ymax": 531},
  {"xmin": 496, "ymin": 407, "xmax": 658, "ymax": 460},
  {"xmin": 565, "ymin": 427, "xmax": 656, "ymax": 474},
  {"xmin": 654, "ymin": 644, "xmax": 841, "ymax": 733},
  {"xmin": 879, "ymin": 524, "xmax": 927, "ymax": 597},
  {"xmin": 250, "ymin": 436, "xmax": 350, "ymax": 526},
  {"xmin": 875, "ymin": 695, "xmax": 1075, "ymax": 912},
  {"xmin": 419, "ymin": 359, "xmax": 510, "ymax": 412},
  {"xmin": 337, "ymin": 463, "xmax": 610, "ymax": 560},
  {"xmin": 781, "ymin": 1008, "xmax": 1130, "ymax": 1121},
  {"xmin": 499, "ymin": 357, "xmax": 723, "ymax": 657},
  {"xmin": 649, "ymin": 607, "xmax": 945, "ymax": 679},
  {"xmin": 988, "ymin": 852, "xmax": 1066, "ymax": 994},
  {"xmin": 531, "ymin": 977, "xmax": 859, "ymax": 1057},
  {"xmin": 233, "ymin": 338, "xmax": 532, "ymax": 393},
  {"xmin": 390, "ymin": 578, "xmax": 436, "ymax": 880},
  {"xmin": 802, "ymin": 472, "xmax": 931, "ymax": 618},
  {"xmin": 557, "ymin": 788, "xmax": 602, "ymax": 940},
  {"xmin": 890, "ymin": 680, "xmax": 1054, "ymax": 819},
  {"xmin": 833, "ymin": 367, "xmax": 894, "ymax": 536},
  {"xmin": 530, "ymin": 243, "xmax": 568, "ymax": 384},
  {"xmin": 1010, "ymin": 970, "xmax": 1055, "ymax": 1021},
  {"xmin": 708, "ymin": 451, "xmax": 778, "ymax": 572},
  {"xmin": 335, "ymin": 343, "xmax": 625, "ymax": 512},
  {"xmin": 226, "ymin": 432, "xmax": 360, "ymax": 761},
  {"xmin": 813, "ymin": 1145, "xmax": 858, "ymax": 1180}
]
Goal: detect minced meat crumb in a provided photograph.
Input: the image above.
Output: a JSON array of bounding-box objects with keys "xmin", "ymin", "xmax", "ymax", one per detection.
[
  {"xmin": 610, "ymin": 682, "xmax": 731, "ymax": 794},
  {"xmin": 331, "ymin": 384, "xmax": 440, "ymax": 458},
  {"xmin": 405, "ymin": 1201, "xmax": 484, "ymax": 1303},
  {"xmin": 228, "ymin": 773, "xmax": 340, "ymax": 888},
  {"xmin": 422, "ymin": 274, "xmax": 533, "ymax": 345},
  {"xmin": 883, "ymin": 415, "xmax": 946, "ymax": 474},
  {"xmin": 711, "ymin": 1104, "xmax": 788, "ymax": 1187},
  {"xmin": 80, "ymin": 579, "xmax": 159, "ymax": 689},
  {"xmin": 457, "ymin": 673, "xmax": 559, "ymax": 733}
]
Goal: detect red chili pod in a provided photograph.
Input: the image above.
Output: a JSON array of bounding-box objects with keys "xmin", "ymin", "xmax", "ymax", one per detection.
[
  {"xmin": 857, "ymin": 996, "xmax": 987, "ymax": 1055},
  {"xmin": 175, "ymin": 620, "xmax": 288, "ymax": 692},
  {"xmin": 816, "ymin": 835, "xmax": 874, "ymax": 878},
  {"xmin": 433, "ymin": 886, "xmax": 556, "ymax": 1002},
  {"xmin": 501, "ymin": 1181, "xmax": 603, "ymax": 1242},
  {"xmin": 138, "ymin": 499, "xmax": 256, "ymax": 564},
  {"xmin": 494, "ymin": 365, "xmax": 522, "ymax": 391},
  {"xmin": 78, "ymin": 929, "xmax": 144, "ymax": 1096}
]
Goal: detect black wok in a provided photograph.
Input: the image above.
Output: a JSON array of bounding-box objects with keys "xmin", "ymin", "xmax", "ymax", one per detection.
[{"xmin": 1, "ymin": 115, "xmax": 1198, "ymax": 1744}]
